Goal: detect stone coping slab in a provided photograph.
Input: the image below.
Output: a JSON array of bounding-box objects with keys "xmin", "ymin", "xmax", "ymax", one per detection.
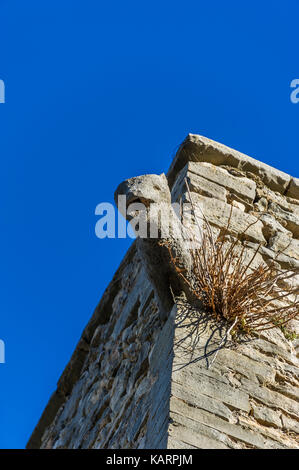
[{"xmin": 167, "ymin": 134, "xmax": 298, "ymax": 199}]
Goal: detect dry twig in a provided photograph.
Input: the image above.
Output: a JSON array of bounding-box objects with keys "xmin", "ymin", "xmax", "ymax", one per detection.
[{"xmin": 167, "ymin": 178, "xmax": 299, "ymax": 339}]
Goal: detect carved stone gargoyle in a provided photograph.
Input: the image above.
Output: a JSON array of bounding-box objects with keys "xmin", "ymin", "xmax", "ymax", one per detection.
[{"xmin": 115, "ymin": 173, "xmax": 197, "ymax": 317}]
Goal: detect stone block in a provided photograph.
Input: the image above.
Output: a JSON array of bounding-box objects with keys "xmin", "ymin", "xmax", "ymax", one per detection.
[
  {"xmin": 185, "ymin": 192, "xmax": 266, "ymax": 245},
  {"xmin": 286, "ymin": 177, "xmax": 299, "ymax": 200},
  {"xmin": 281, "ymin": 414, "xmax": 299, "ymax": 433},
  {"xmin": 168, "ymin": 134, "xmax": 291, "ymax": 194},
  {"xmin": 170, "ymin": 397, "xmax": 277, "ymax": 449},
  {"xmin": 269, "ymin": 202, "xmax": 299, "ymax": 238},
  {"xmin": 252, "ymin": 405, "xmax": 282, "ymax": 428},
  {"xmin": 172, "ymin": 367, "xmax": 251, "ymax": 413},
  {"xmin": 188, "ymin": 161, "xmax": 256, "ymax": 203}
]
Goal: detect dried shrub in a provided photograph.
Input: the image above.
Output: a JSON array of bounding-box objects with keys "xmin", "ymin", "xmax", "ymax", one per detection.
[{"xmin": 167, "ymin": 179, "xmax": 299, "ymax": 339}]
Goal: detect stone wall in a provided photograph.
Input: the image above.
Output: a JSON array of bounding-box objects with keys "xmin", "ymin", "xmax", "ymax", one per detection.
[
  {"xmin": 27, "ymin": 134, "xmax": 299, "ymax": 449},
  {"xmin": 27, "ymin": 244, "xmax": 176, "ymax": 449}
]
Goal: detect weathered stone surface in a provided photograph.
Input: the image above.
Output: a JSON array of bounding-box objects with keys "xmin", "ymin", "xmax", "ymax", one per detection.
[
  {"xmin": 268, "ymin": 231, "xmax": 293, "ymax": 253},
  {"xmin": 27, "ymin": 135, "xmax": 299, "ymax": 450},
  {"xmin": 170, "ymin": 397, "xmax": 281, "ymax": 449},
  {"xmin": 173, "ymin": 367, "xmax": 250, "ymax": 413},
  {"xmin": 179, "ymin": 169, "xmax": 227, "ymax": 202},
  {"xmin": 167, "ymin": 134, "xmax": 292, "ymax": 194},
  {"xmin": 236, "ymin": 415, "xmax": 293, "ymax": 448},
  {"xmin": 167, "ymin": 437, "xmax": 199, "ymax": 449},
  {"xmin": 216, "ymin": 349, "xmax": 276, "ymax": 384},
  {"xmin": 171, "ymin": 381, "xmax": 233, "ymax": 421},
  {"xmin": 259, "ymin": 213, "xmax": 290, "ymax": 241},
  {"xmin": 240, "ymin": 377, "xmax": 298, "ymax": 418},
  {"xmin": 245, "ymin": 241, "xmax": 299, "ymax": 271},
  {"xmin": 168, "ymin": 412, "xmax": 231, "ymax": 449},
  {"xmin": 282, "ymin": 238, "xmax": 299, "ymax": 261},
  {"xmin": 188, "ymin": 161, "xmax": 256, "ymax": 203},
  {"xmin": 287, "ymin": 177, "xmax": 299, "ymax": 200},
  {"xmin": 252, "ymin": 405, "xmax": 282, "ymax": 428},
  {"xmin": 185, "ymin": 192, "xmax": 266, "ymax": 244},
  {"xmin": 281, "ymin": 414, "xmax": 299, "ymax": 434}
]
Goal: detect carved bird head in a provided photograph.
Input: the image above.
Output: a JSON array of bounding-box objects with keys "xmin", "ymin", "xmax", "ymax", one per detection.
[{"xmin": 114, "ymin": 173, "xmax": 171, "ymax": 220}]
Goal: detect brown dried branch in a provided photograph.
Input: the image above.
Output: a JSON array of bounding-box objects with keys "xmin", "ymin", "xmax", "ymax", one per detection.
[{"xmin": 168, "ymin": 179, "xmax": 299, "ymax": 338}]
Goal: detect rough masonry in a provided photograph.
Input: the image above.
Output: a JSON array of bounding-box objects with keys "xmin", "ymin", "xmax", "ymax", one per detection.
[{"xmin": 27, "ymin": 134, "xmax": 299, "ymax": 449}]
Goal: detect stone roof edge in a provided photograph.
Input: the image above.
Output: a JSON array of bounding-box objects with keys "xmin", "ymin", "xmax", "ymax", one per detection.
[{"xmin": 167, "ymin": 134, "xmax": 298, "ymax": 200}]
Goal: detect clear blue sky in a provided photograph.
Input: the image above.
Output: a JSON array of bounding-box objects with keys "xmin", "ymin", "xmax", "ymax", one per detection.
[{"xmin": 0, "ymin": 1, "xmax": 298, "ymax": 449}]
